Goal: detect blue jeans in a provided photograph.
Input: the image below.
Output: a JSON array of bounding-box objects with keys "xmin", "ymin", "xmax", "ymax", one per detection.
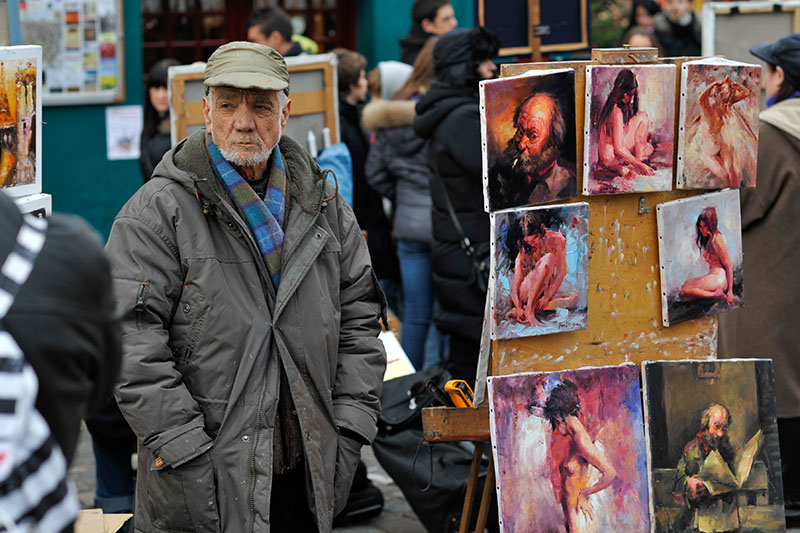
[
  {"xmin": 92, "ymin": 439, "xmax": 135, "ymax": 513},
  {"xmin": 397, "ymin": 239, "xmax": 437, "ymax": 370}
]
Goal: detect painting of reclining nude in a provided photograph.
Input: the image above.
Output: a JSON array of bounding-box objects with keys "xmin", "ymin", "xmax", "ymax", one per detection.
[
  {"xmin": 643, "ymin": 359, "xmax": 784, "ymax": 533},
  {"xmin": 584, "ymin": 64, "xmax": 675, "ymax": 195},
  {"xmin": 657, "ymin": 189, "xmax": 742, "ymax": 327},
  {"xmin": 677, "ymin": 58, "xmax": 761, "ymax": 190},
  {"xmin": 480, "ymin": 68, "xmax": 578, "ymax": 211},
  {"xmin": 0, "ymin": 46, "xmax": 42, "ymax": 198},
  {"xmin": 488, "ymin": 363, "xmax": 651, "ymax": 533},
  {"xmin": 491, "ymin": 202, "xmax": 588, "ymax": 339}
]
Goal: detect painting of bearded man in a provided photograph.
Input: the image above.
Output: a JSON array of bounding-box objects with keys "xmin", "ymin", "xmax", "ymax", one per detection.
[{"xmin": 481, "ymin": 68, "xmax": 577, "ymax": 212}]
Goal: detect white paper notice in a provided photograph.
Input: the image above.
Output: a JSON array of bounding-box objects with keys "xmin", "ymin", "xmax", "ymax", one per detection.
[{"xmin": 105, "ymin": 105, "xmax": 143, "ymax": 160}]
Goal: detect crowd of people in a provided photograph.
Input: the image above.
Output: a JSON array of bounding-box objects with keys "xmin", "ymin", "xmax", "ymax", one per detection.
[{"xmin": 1, "ymin": 0, "xmax": 799, "ymax": 531}]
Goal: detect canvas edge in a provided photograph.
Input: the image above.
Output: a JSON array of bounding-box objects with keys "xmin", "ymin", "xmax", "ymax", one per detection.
[
  {"xmin": 656, "ymin": 203, "xmax": 671, "ymax": 326},
  {"xmin": 640, "ymin": 360, "xmax": 658, "ymax": 533},
  {"xmin": 581, "ymin": 66, "xmax": 592, "ymax": 196},
  {"xmin": 0, "ymin": 45, "xmax": 43, "ymax": 198},
  {"xmin": 675, "ymin": 61, "xmax": 691, "ymax": 189},
  {"xmin": 490, "ymin": 211, "xmax": 499, "ymax": 340},
  {"xmin": 491, "ymin": 202, "xmax": 590, "ymax": 340},
  {"xmin": 486, "ymin": 376, "xmax": 506, "ymax": 533},
  {"xmin": 480, "ymin": 79, "xmax": 491, "ymax": 213}
]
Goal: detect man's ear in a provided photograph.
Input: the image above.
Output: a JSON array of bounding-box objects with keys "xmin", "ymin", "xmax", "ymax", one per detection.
[
  {"xmin": 268, "ymin": 30, "xmax": 285, "ymax": 48},
  {"xmin": 776, "ymin": 65, "xmax": 786, "ymax": 86},
  {"xmin": 280, "ymin": 98, "xmax": 292, "ymax": 135},
  {"xmin": 202, "ymin": 94, "xmax": 212, "ymax": 130},
  {"xmin": 421, "ymin": 18, "xmax": 434, "ymax": 34}
]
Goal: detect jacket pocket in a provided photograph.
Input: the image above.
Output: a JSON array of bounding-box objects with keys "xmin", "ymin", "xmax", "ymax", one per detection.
[
  {"xmin": 332, "ymin": 435, "xmax": 362, "ymax": 516},
  {"xmin": 146, "ymin": 452, "xmax": 220, "ymax": 533}
]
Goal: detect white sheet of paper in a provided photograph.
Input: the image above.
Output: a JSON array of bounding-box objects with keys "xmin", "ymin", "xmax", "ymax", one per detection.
[{"xmin": 105, "ymin": 105, "xmax": 143, "ymax": 160}]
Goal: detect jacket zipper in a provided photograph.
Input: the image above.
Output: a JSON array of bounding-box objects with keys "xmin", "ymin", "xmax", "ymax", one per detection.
[{"xmin": 134, "ymin": 282, "xmax": 149, "ymax": 331}]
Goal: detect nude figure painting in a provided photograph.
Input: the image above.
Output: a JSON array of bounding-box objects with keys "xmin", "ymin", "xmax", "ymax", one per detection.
[
  {"xmin": 656, "ymin": 189, "xmax": 743, "ymax": 327},
  {"xmin": 488, "ymin": 363, "xmax": 651, "ymax": 533},
  {"xmin": 491, "ymin": 202, "xmax": 588, "ymax": 339},
  {"xmin": 584, "ymin": 64, "xmax": 676, "ymax": 195},
  {"xmin": 480, "ymin": 68, "xmax": 578, "ymax": 212},
  {"xmin": 677, "ymin": 59, "xmax": 761, "ymax": 190}
]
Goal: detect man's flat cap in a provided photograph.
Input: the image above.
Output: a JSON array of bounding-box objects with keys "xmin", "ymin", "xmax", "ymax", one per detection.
[{"xmin": 204, "ymin": 41, "xmax": 290, "ymax": 94}]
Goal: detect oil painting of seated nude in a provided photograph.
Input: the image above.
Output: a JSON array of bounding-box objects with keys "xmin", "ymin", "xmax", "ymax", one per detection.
[
  {"xmin": 656, "ymin": 189, "xmax": 743, "ymax": 327},
  {"xmin": 480, "ymin": 68, "xmax": 577, "ymax": 211},
  {"xmin": 677, "ymin": 59, "xmax": 761, "ymax": 190},
  {"xmin": 491, "ymin": 203, "xmax": 588, "ymax": 339},
  {"xmin": 488, "ymin": 363, "xmax": 651, "ymax": 533},
  {"xmin": 584, "ymin": 64, "xmax": 676, "ymax": 195}
]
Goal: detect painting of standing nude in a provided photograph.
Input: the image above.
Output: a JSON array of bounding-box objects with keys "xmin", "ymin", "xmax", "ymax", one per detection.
[
  {"xmin": 0, "ymin": 46, "xmax": 41, "ymax": 198},
  {"xmin": 657, "ymin": 189, "xmax": 742, "ymax": 327},
  {"xmin": 677, "ymin": 58, "xmax": 761, "ymax": 190},
  {"xmin": 584, "ymin": 64, "xmax": 675, "ymax": 195},
  {"xmin": 480, "ymin": 68, "xmax": 577, "ymax": 211},
  {"xmin": 491, "ymin": 203, "xmax": 588, "ymax": 339},
  {"xmin": 488, "ymin": 363, "xmax": 651, "ymax": 533},
  {"xmin": 643, "ymin": 359, "xmax": 785, "ymax": 533}
]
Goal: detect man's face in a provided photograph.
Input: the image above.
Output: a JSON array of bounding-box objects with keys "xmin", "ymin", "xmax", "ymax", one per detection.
[
  {"xmin": 202, "ymin": 87, "xmax": 290, "ymax": 167},
  {"xmin": 516, "ymin": 95, "xmax": 555, "ymax": 160},
  {"xmin": 425, "ymin": 4, "xmax": 458, "ymax": 36},
  {"xmin": 247, "ymin": 26, "xmax": 270, "ymax": 46},
  {"xmin": 668, "ymin": 0, "xmax": 692, "ymax": 20},
  {"xmin": 707, "ymin": 406, "xmax": 729, "ymax": 440}
]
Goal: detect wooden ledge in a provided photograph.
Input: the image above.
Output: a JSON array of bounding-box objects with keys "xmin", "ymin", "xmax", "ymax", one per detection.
[{"xmin": 422, "ymin": 406, "xmax": 491, "ymax": 443}]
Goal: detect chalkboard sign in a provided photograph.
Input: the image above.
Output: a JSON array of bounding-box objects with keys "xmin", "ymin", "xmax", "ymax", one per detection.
[{"xmin": 476, "ymin": 0, "xmax": 589, "ymax": 56}]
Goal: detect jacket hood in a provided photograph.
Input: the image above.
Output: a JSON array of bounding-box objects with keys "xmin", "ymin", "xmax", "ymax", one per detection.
[
  {"xmin": 362, "ymin": 99, "xmax": 416, "ymax": 131},
  {"xmin": 761, "ymin": 97, "xmax": 800, "ymax": 142},
  {"xmin": 432, "ymin": 27, "xmax": 499, "ymax": 88},
  {"xmin": 152, "ymin": 130, "xmax": 325, "ymax": 214},
  {"xmin": 413, "ymin": 82, "xmax": 477, "ymax": 139}
]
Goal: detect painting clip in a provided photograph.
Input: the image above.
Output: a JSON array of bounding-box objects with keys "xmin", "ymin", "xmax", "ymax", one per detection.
[{"xmin": 638, "ymin": 197, "xmax": 651, "ymax": 215}]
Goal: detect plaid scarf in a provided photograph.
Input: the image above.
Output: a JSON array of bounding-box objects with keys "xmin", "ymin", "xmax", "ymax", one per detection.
[{"xmin": 206, "ymin": 132, "xmax": 287, "ymax": 288}]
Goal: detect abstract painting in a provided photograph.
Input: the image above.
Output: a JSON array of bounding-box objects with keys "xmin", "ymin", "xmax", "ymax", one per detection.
[
  {"xmin": 677, "ymin": 58, "xmax": 761, "ymax": 190},
  {"xmin": 491, "ymin": 202, "xmax": 589, "ymax": 339},
  {"xmin": 642, "ymin": 359, "xmax": 785, "ymax": 533},
  {"xmin": 657, "ymin": 189, "xmax": 742, "ymax": 326},
  {"xmin": 488, "ymin": 363, "xmax": 650, "ymax": 533},
  {"xmin": 0, "ymin": 45, "xmax": 42, "ymax": 198},
  {"xmin": 584, "ymin": 64, "xmax": 676, "ymax": 195},
  {"xmin": 481, "ymin": 68, "xmax": 577, "ymax": 212}
]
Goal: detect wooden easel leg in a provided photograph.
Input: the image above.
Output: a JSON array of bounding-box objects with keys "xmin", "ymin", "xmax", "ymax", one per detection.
[
  {"xmin": 475, "ymin": 454, "xmax": 495, "ymax": 533},
  {"xmin": 459, "ymin": 441, "xmax": 485, "ymax": 533}
]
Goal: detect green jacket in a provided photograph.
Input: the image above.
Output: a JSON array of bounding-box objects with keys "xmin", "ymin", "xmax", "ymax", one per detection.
[{"xmin": 106, "ymin": 130, "xmax": 387, "ymax": 532}]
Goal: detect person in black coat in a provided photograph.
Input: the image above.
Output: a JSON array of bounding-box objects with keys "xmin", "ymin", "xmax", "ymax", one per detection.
[
  {"xmin": 653, "ymin": 0, "xmax": 701, "ymax": 57},
  {"xmin": 335, "ymin": 48, "xmax": 401, "ymax": 311},
  {"xmin": 139, "ymin": 58, "xmax": 180, "ymax": 183},
  {"xmin": 413, "ymin": 27, "xmax": 499, "ymax": 384}
]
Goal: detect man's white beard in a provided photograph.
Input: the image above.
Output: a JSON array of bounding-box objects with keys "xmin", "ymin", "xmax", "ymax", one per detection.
[{"xmin": 219, "ymin": 142, "xmax": 272, "ymax": 167}]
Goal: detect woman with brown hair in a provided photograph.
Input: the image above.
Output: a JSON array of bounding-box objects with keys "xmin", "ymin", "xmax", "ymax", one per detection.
[
  {"xmin": 679, "ymin": 206, "xmax": 734, "ymax": 303},
  {"xmin": 363, "ymin": 37, "xmax": 444, "ymax": 369}
]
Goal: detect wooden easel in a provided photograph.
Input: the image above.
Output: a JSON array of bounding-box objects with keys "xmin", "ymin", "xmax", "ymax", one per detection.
[{"xmin": 422, "ymin": 47, "xmax": 717, "ymax": 532}]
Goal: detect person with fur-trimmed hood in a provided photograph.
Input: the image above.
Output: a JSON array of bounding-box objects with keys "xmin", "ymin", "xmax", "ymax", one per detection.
[{"xmin": 413, "ymin": 26, "xmax": 499, "ymax": 385}]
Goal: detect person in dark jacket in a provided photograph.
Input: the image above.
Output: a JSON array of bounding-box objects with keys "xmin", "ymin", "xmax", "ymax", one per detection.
[
  {"xmin": 139, "ymin": 58, "xmax": 180, "ymax": 183},
  {"xmin": 246, "ymin": 6, "xmax": 304, "ymax": 57},
  {"xmin": 653, "ymin": 0, "xmax": 701, "ymax": 56},
  {"xmin": 365, "ymin": 38, "xmax": 444, "ymax": 370},
  {"xmin": 399, "ymin": 0, "xmax": 457, "ymax": 65},
  {"xmin": 335, "ymin": 48, "xmax": 401, "ymax": 312},
  {"xmin": 413, "ymin": 27, "xmax": 499, "ymax": 384}
]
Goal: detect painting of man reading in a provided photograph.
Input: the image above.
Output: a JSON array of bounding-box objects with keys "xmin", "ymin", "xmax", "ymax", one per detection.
[
  {"xmin": 481, "ymin": 68, "xmax": 577, "ymax": 211},
  {"xmin": 643, "ymin": 359, "xmax": 785, "ymax": 533},
  {"xmin": 491, "ymin": 203, "xmax": 588, "ymax": 340},
  {"xmin": 585, "ymin": 64, "xmax": 675, "ymax": 195},
  {"xmin": 488, "ymin": 364, "xmax": 651, "ymax": 533}
]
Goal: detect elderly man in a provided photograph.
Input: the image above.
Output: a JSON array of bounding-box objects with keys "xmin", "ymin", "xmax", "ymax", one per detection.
[
  {"xmin": 675, "ymin": 403, "xmax": 740, "ymax": 533},
  {"xmin": 488, "ymin": 92, "xmax": 576, "ymax": 210},
  {"xmin": 105, "ymin": 42, "xmax": 387, "ymax": 533}
]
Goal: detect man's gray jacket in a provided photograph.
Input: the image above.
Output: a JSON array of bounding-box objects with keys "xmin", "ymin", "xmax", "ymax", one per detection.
[{"xmin": 105, "ymin": 130, "xmax": 387, "ymax": 532}]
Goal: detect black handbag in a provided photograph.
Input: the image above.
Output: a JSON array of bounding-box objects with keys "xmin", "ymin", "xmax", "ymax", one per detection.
[{"xmin": 378, "ymin": 367, "xmax": 451, "ymax": 436}]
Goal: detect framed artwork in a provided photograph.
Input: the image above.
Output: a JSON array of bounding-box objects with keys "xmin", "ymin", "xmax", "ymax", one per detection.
[
  {"xmin": 0, "ymin": 45, "xmax": 41, "ymax": 198},
  {"xmin": 656, "ymin": 189, "xmax": 743, "ymax": 327},
  {"xmin": 19, "ymin": 0, "xmax": 125, "ymax": 106},
  {"xmin": 480, "ymin": 68, "xmax": 577, "ymax": 212},
  {"xmin": 488, "ymin": 363, "xmax": 650, "ymax": 533},
  {"xmin": 677, "ymin": 58, "xmax": 761, "ymax": 190},
  {"xmin": 643, "ymin": 359, "xmax": 784, "ymax": 533},
  {"xmin": 490, "ymin": 202, "xmax": 589, "ymax": 340},
  {"xmin": 584, "ymin": 64, "xmax": 676, "ymax": 196}
]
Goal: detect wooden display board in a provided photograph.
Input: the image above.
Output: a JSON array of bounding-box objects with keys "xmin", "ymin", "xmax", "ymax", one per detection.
[{"xmin": 169, "ymin": 53, "xmax": 339, "ymax": 149}]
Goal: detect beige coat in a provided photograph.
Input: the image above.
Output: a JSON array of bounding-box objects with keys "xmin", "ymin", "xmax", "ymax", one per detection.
[
  {"xmin": 106, "ymin": 131, "xmax": 387, "ymax": 532},
  {"xmin": 719, "ymin": 98, "xmax": 800, "ymax": 418}
]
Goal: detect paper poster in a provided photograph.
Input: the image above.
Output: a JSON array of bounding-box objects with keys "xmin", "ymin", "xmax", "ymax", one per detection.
[{"xmin": 105, "ymin": 105, "xmax": 142, "ymax": 160}]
